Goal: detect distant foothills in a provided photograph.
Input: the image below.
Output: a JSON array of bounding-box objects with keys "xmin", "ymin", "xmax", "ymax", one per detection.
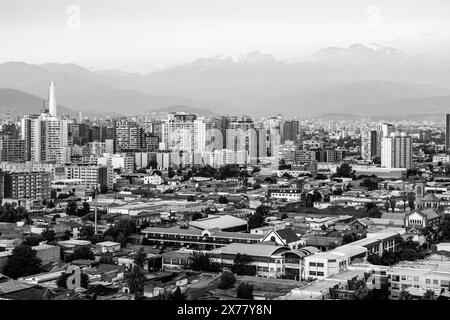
[{"xmin": 1, "ymin": 43, "xmax": 450, "ymax": 120}]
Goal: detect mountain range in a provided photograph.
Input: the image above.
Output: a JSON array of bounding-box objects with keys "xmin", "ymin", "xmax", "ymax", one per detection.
[{"xmin": 1, "ymin": 43, "xmax": 450, "ymax": 119}]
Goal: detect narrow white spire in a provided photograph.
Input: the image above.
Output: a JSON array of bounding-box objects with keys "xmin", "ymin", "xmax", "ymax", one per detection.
[{"xmin": 48, "ymin": 81, "xmax": 57, "ymax": 117}]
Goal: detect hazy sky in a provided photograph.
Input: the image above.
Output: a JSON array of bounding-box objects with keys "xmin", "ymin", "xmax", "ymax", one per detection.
[{"xmin": 1, "ymin": 0, "xmax": 450, "ymax": 72}]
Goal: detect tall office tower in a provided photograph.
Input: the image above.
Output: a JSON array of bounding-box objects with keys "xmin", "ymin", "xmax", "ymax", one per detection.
[
  {"xmin": 281, "ymin": 120, "xmax": 299, "ymax": 143},
  {"xmin": 360, "ymin": 130, "xmax": 371, "ymax": 161},
  {"xmin": 45, "ymin": 118, "xmax": 70, "ymax": 163},
  {"xmin": 215, "ymin": 116, "xmax": 229, "ymax": 148},
  {"xmin": 144, "ymin": 133, "xmax": 160, "ymax": 152},
  {"xmin": 247, "ymin": 128, "xmax": 258, "ymax": 163},
  {"xmin": 30, "ymin": 117, "xmax": 46, "ymax": 162},
  {"xmin": 48, "ymin": 81, "xmax": 57, "ymax": 117},
  {"xmin": 0, "ymin": 138, "xmax": 26, "ymax": 162},
  {"xmin": 361, "ymin": 130, "xmax": 379, "ymax": 161},
  {"xmin": 381, "ymin": 134, "xmax": 413, "ymax": 169},
  {"xmin": 378, "ymin": 123, "xmax": 394, "ymax": 137},
  {"xmin": 256, "ymin": 128, "xmax": 268, "ymax": 158},
  {"xmin": 370, "ymin": 130, "xmax": 380, "ymax": 158},
  {"xmin": 115, "ymin": 120, "xmax": 145, "ymax": 152},
  {"xmin": 21, "ymin": 115, "xmax": 39, "ymax": 161},
  {"xmin": 269, "ymin": 130, "xmax": 281, "ymax": 158},
  {"xmin": 161, "ymin": 116, "xmax": 206, "ymax": 154},
  {"xmin": 205, "ymin": 123, "xmax": 223, "ymax": 152},
  {"xmin": 226, "ymin": 128, "xmax": 247, "ymax": 152},
  {"xmin": 27, "ymin": 115, "xmax": 71, "ymax": 163},
  {"xmin": 446, "ymin": 114, "xmax": 450, "ymax": 151}
]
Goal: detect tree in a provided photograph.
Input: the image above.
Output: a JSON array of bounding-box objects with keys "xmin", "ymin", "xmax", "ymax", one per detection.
[
  {"xmin": 230, "ymin": 254, "xmax": 256, "ymax": 276},
  {"xmin": 65, "ymin": 245, "xmax": 94, "ymax": 262},
  {"xmin": 126, "ymin": 265, "xmax": 146, "ymax": 295},
  {"xmin": 218, "ymin": 196, "xmax": 229, "ymax": 204},
  {"xmin": 255, "ymin": 205, "xmax": 270, "ymax": 216},
  {"xmin": 384, "ymin": 200, "xmax": 390, "ymax": 212},
  {"xmin": 389, "ymin": 198, "xmax": 396, "ymax": 213},
  {"xmin": 216, "ymin": 164, "xmax": 240, "ymax": 180},
  {"xmin": 3, "ymin": 245, "xmax": 42, "ymax": 279},
  {"xmin": 361, "ymin": 178, "xmax": 378, "ymax": 191},
  {"xmin": 22, "ymin": 235, "xmax": 44, "ymax": 246},
  {"xmin": 423, "ymin": 289, "xmax": 436, "ymax": 300},
  {"xmin": 398, "ymin": 290, "xmax": 413, "ymax": 300},
  {"xmin": 335, "ymin": 163, "xmax": 353, "ymax": 178},
  {"xmin": 248, "ymin": 212, "xmax": 265, "ymax": 230},
  {"xmin": 218, "ymin": 271, "xmax": 236, "ymax": 289},
  {"xmin": 134, "ymin": 248, "xmax": 147, "ymax": 269},
  {"xmin": 167, "ymin": 286, "xmax": 186, "ymax": 301},
  {"xmin": 348, "ymin": 278, "xmax": 369, "ymax": 300},
  {"xmin": 0, "ymin": 203, "xmax": 28, "ymax": 223},
  {"xmin": 189, "ymin": 251, "xmax": 221, "ymax": 272},
  {"xmin": 251, "ymin": 166, "xmax": 261, "ymax": 174},
  {"xmin": 236, "ymin": 282, "xmax": 254, "ymax": 300},
  {"xmin": 99, "ymin": 253, "xmax": 114, "ymax": 264},
  {"xmin": 81, "ymin": 202, "xmax": 91, "ymax": 214},
  {"xmin": 41, "ymin": 229, "xmax": 56, "ymax": 243},
  {"xmin": 65, "ymin": 201, "xmax": 78, "ymax": 216},
  {"xmin": 401, "ymin": 193, "xmax": 408, "ymax": 212},
  {"xmin": 100, "ymin": 185, "xmax": 109, "ymax": 194},
  {"xmin": 342, "ymin": 233, "xmax": 357, "ymax": 244},
  {"xmin": 408, "ymin": 193, "xmax": 415, "ymax": 211},
  {"xmin": 79, "ymin": 226, "xmax": 95, "ymax": 241},
  {"xmin": 46, "ymin": 200, "xmax": 55, "ymax": 209},
  {"xmin": 367, "ymin": 252, "xmax": 382, "ymax": 265},
  {"xmin": 168, "ymin": 167, "xmax": 176, "ymax": 178},
  {"xmin": 56, "ymin": 271, "xmax": 89, "ymax": 289},
  {"xmin": 312, "ymin": 190, "xmax": 322, "ymax": 202}
]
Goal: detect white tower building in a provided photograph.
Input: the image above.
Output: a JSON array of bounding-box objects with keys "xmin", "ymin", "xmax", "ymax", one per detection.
[{"xmin": 48, "ymin": 81, "xmax": 57, "ymax": 117}]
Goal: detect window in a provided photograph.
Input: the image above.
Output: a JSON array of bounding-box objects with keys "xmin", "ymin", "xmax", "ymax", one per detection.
[
  {"xmin": 414, "ymin": 277, "xmax": 419, "ymax": 282},
  {"xmin": 401, "ymin": 276, "xmax": 406, "ymax": 281},
  {"xmin": 426, "ymin": 279, "xmax": 431, "ymax": 284},
  {"xmin": 441, "ymin": 280, "xmax": 450, "ymax": 287},
  {"xmin": 317, "ymin": 271, "xmax": 324, "ymax": 276},
  {"xmin": 309, "ymin": 271, "xmax": 316, "ymax": 276},
  {"xmin": 391, "ymin": 275, "xmax": 400, "ymax": 282},
  {"xmin": 407, "ymin": 276, "xmax": 412, "ymax": 281},
  {"xmin": 433, "ymin": 279, "xmax": 439, "ymax": 285},
  {"xmin": 317, "ymin": 263, "xmax": 324, "ymax": 267},
  {"xmin": 309, "ymin": 262, "xmax": 317, "ymax": 267}
]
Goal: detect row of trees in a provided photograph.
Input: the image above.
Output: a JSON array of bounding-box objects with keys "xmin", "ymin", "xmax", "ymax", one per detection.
[
  {"xmin": 367, "ymin": 238, "xmax": 427, "ymax": 266},
  {"xmin": 0, "ymin": 203, "xmax": 28, "ymax": 223},
  {"xmin": 218, "ymin": 271, "xmax": 254, "ymax": 299}
]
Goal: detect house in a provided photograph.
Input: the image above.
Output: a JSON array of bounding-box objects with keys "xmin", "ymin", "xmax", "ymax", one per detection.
[
  {"xmin": 417, "ymin": 193, "xmax": 441, "ymax": 209},
  {"xmin": 143, "ymin": 174, "xmax": 164, "ymax": 185},
  {"xmin": 95, "ymin": 241, "xmax": 121, "ymax": 254},
  {"xmin": 260, "ymin": 228, "xmax": 304, "ymax": 249},
  {"xmin": 209, "ymin": 243, "xmax": 315, "ymax": 280},
  {"xmin": 188, "ymin": 214, "xmax": 248, "ymax": 232},
  {"xmin": 32, "ymin": 244, "xmax": 61, "ymax": 265},
  {"xmin": 405, "ymin": 208, "xmax": 442, "ymax": 231}
]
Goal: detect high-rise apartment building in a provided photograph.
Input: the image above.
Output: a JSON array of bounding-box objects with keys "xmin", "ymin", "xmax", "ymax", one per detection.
[
  {"xmin": 381, "ymin": 135, "xmax": 413, "ymax": 169},
  {"xmin": 446, "ymin": 114, "xmax": 450, "ymax": 151}
]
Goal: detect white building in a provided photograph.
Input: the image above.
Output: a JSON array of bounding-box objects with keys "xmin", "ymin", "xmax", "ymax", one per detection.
[{"xmin": 381, "ymin": 134, "xmax": 413, "ymax": 169}]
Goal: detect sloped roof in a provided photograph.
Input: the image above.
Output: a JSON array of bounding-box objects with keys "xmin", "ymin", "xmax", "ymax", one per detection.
[
  {"xmin": 422, "ymin": 193, "xmax": 440, "ymax": 202},
  {"xmin": 189, "ymin": 215, "xmax": 247, "ymax": 230},
  {"xmin": 218, "ymin": 243, "xmax": 290, "ymax": 258},
  {"xmin": 421, "ymin": 208, "xmax": 440, "ymax": 220},
  {"xmin": 275, "ymin": 228, "xmax": 300, "ymax": 244}
]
